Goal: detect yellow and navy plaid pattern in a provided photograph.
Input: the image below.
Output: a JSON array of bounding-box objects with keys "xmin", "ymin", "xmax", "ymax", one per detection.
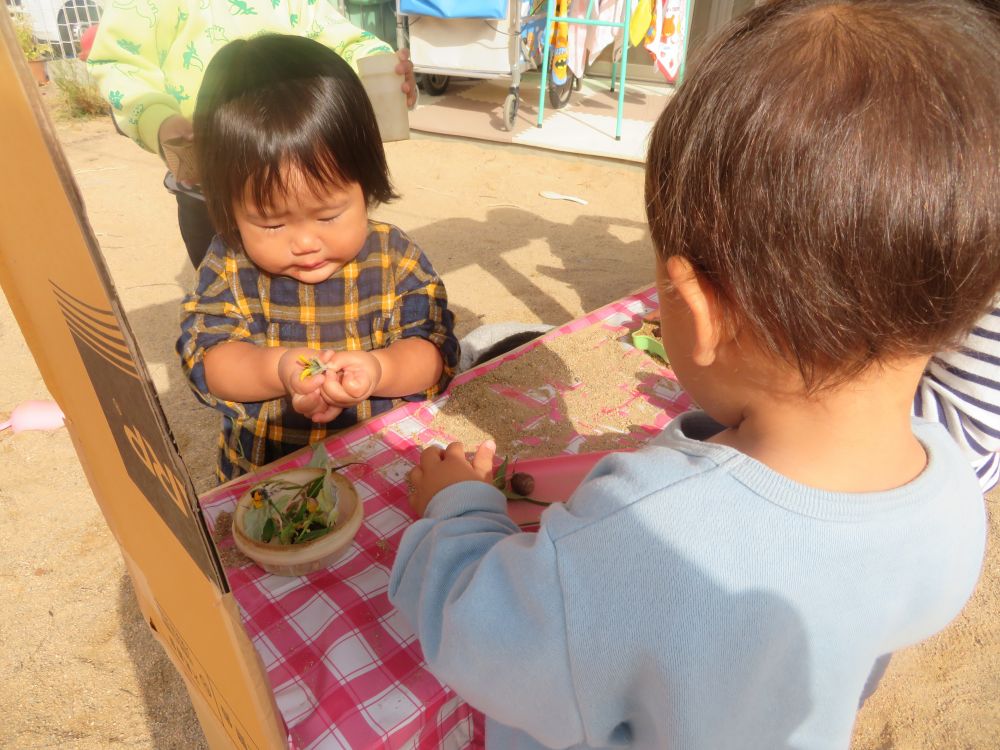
[{"xmin": 178, "ymin": 222, "xmax": 459, "ymax": 483}]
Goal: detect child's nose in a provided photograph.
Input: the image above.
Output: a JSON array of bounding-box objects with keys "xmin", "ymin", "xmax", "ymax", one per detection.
[{"xmin": 291, "ymin": 228, "xmax": 321, "ymax": 254}]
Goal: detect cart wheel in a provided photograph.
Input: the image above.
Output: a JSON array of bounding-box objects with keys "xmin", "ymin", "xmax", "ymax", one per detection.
[
  {"xmin": 420, "ymin": 74, "xmax": 450, "ymax": 96},
  {"xmin": 572, "ymin": 75, "xmax": 583, "ymax": 92},
  {"xmin": 548, "ymin": 71, "xmax": 575, "ymax": 109},
  {"xmin": 502, "ymin": 94, "xmax": 519, "ymax": 131}
]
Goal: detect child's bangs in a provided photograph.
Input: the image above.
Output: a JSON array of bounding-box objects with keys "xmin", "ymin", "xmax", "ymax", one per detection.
[{"xmin": 242, "ymin": 143, "xmax": 351, "ymax": 214}]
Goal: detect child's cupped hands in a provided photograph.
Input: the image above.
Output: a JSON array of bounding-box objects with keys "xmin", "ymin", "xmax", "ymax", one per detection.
[
  {"xmin": 277, "ymin": 348, "xmax": 343, "ymax": 423},
  {"xmin": 318, "ymin": 351, "xmax": 382, "ymax": 408},
  {"xmin": 408, "ymin": 440, "xmax": 497, "ymax": 516}
]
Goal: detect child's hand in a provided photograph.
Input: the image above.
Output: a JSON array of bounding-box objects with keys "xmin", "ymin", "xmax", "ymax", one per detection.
[
  {"xmin": 319, "ymin": 351, "xmax": 382, "ymax": 407},
  {"xmin": 408, "ymin": 440, "xmax": 496, "ymax": 516},
  {"xmin": 277, "ymin": 349, "xmax": 343, "ymax": 423}
]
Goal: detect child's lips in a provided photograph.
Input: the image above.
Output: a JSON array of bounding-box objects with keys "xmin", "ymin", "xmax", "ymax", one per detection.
[{"xmin": 295, "ymin": 259, "xmax": 328, "ymax": 271}]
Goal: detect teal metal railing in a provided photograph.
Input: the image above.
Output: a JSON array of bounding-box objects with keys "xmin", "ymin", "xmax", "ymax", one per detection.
[{"xmin": 537, "ymin": 0, "xmax": 634, "ymax": 140}]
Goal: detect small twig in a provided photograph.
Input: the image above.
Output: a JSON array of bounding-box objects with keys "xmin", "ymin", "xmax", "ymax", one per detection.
[
  {"xmin": 505, "ymin": 495, "xmax": 553, "ymax": 508},
  {"xmin": 328, "ymin": 460, "xmax": 366, "ymax": 472},
  {"xmin": 413, "ymin": 183, "xmax": 460, "ymax": 198},
  {"xmin": 74, "ymin": 166, "xmax": 126, "ymax": 175}
]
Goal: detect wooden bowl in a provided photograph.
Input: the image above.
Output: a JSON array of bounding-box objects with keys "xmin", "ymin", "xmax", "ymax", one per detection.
[{"xmin": 232, "ymin": 467, "xmax": 363, "ymax": 577}]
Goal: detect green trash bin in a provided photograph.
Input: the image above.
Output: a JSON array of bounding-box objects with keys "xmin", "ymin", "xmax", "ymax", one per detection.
[{"xmin": 345, "ymin": 0, "xmax": 398, "ymax": 47}]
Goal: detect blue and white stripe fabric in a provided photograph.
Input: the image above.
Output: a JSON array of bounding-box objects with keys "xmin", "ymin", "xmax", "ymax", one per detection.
[{"xmin": 915, "ymin": 305, "xmax": 1000, "ymax": 493}]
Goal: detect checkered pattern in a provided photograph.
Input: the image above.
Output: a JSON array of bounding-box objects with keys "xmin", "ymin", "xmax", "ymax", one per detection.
[{"xmin": 199, "ymin": 286, "xmax": 691, "ymax": 749}]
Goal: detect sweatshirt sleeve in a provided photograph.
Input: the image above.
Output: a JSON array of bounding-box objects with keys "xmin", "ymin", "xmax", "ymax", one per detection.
[
  {"xmin": 86, "ymin": 0, "xmax": 184, "ymax": 152},
  {"xmin": 914, "ymin": 305, "xmax": 1000, "ymax": 492},
  {"xmin": 388, "ymin": 482, "xmax": 587, "ymax": 748}
]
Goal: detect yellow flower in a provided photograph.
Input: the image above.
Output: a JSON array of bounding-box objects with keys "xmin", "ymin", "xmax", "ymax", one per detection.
[
  {"xmin": 297, "ymin": 355, "xmax": 328, "ymax": 381},
  {"xmin": 306, "ymin": 499, "xmax": 319, "ymax": 513},
  {"xmin": 251, "ymin": 489, "xmax": 265, "ymax": 508}
]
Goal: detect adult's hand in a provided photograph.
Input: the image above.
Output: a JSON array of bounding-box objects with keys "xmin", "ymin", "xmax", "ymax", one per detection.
[
  {"xmin": 158, "ymin": 114, "xmax": 196, "ymax": 187},
  {"xmin": 158, "ymin": 114, "xmax": 193, "ymax": 151},
  {"xmin": 395, "ymin": 48, "xmax": 417, "ymax": 108}
]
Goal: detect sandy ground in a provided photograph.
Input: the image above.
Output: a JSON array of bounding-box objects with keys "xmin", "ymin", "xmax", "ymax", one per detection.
[{"xmin": 1, "ymin": 89, "xmax": 997, "ymax": 749}]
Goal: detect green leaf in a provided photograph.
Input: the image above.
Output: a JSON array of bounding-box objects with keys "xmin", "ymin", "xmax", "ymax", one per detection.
[
  {"xmin": 261, "ymin": 517, "xmax": 275, "ymax": 543},
  {"xmin": 306, "ymin": 443, "xmax": 329, "ymax": 469},
  {"xmin": 240, "ymin": 503, "xmax": 266, "ymax": 540},
  {"xmin": 492, "ymin": 456, "xmax": 509, "ymax": 490},
  {"xmin": 305, "ymin": 475, "xmax": 324, "ymax": 498},
  {"xmin": 279, "ymin": 522, "xmax": 297, "ymax": 545},
  {"xmin": 295, "ymin": 526, "xmax": 332, "ymax": 543},
  {"xmin": 318, "ymin": 469, "xmax": 341, "ymax": 526}
]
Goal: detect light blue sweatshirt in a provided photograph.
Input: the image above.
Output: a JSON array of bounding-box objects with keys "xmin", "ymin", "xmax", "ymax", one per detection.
[{"xmin": 389, "ymin": 411, "xmax": 986, "ymax": 749}]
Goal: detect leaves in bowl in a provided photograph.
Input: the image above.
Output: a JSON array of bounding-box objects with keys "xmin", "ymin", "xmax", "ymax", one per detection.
[{"xmin": 242, "ymin": 470, "xmax": 341, "ymax": 546}]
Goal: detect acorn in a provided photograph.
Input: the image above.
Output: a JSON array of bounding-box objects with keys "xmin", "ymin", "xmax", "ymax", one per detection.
[{"xmin": 509, "ymin": 472, "xmax": 535, "ymax": 497}]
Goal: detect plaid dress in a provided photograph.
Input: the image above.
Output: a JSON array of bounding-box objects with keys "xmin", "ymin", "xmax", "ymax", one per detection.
[{"xmin": 178, "ymin": 222, "xmax": 459, "ymax": 483}]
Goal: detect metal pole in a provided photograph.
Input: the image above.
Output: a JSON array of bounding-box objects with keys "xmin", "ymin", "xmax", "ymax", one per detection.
[
  {"xmin": 677, "ymin": 0, "xmax": 694, "ymax": 84},
  {"xmin": 615, "ymin": 0, "xmax": 632, "ymax": 140},
  {"xmin": 537, "ymin": 0, "xmax": 557, "ymax": 127}
]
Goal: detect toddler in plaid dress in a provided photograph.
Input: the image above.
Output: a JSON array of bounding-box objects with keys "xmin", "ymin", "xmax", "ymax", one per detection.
[{"xmin": 177, "ymin": 35, "xmax": 458, "ymax": 483}]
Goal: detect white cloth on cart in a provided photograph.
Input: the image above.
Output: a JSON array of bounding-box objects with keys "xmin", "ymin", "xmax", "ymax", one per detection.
[{"xmin": 567, "ymin": 0, "xmax": 628, "ymax": 79}]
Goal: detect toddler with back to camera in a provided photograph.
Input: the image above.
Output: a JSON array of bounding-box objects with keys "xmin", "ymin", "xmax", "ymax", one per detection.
[{"xmin": 389, "ymin": 1, "xmax": 1000, "ymax": 747}]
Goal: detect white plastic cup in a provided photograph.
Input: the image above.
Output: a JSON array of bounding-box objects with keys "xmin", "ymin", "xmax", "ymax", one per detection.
[{"xmin": 357, "ymin": 53, "xmax": 410, "ymax": 143}]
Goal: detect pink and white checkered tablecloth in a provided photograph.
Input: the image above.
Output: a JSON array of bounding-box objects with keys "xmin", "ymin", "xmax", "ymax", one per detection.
[{"xmin": 199, "ymin": 287, "xmax": 692, "ymax": 750}]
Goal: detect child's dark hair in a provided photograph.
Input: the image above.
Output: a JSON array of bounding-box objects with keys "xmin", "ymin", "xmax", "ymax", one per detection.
[
  {"xmin": 194, "ymin": 34, "xmax": 397, "ymax": 249},
  {"xmin": 645, "ymin": 0, "xmax": 1000, "ymax": 389}
]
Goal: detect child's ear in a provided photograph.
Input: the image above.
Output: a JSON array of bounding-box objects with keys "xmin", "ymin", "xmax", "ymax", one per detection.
[{"xmin": 665, "ymin": 256, "xmax": 726, "ymax": 367}]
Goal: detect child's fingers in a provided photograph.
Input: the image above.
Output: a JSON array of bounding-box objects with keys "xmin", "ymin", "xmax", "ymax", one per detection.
[
  {"xmin": 293, "ymin": 373, "xmax": 324, "ymax": 395},
  {"xmin": 408, "ymin": 465, "xmax": 423, "ymax": 485},
  {"xmin": 320, "ymin": 377, "xmax": 353, "ymax": 406},
  {"xmin": 290, "ymin": 391, "xmax": 321, "ymax": 419},
  {"xmin": 310, "ymin": 404, "xmax": 343, "ymax": 423},
  {"xmin": 419, "ymin": 444, "xmax": 445, "ymax": 469},
  {"xmin": 341, "ymin": 369, "xmax": 371, "ymax": 399},
  {"xmin": 443, "ymin": 442, "xmax": 468, "ymax": 463},
  {"xmin": 471, "ymin": 439, "xmax": 497, "ymax": 476}
]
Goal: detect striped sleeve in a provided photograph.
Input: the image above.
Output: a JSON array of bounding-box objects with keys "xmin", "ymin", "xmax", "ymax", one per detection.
[{"xmin": 914, "ymin": 306, "xmax": 1000, "ymax": 492}]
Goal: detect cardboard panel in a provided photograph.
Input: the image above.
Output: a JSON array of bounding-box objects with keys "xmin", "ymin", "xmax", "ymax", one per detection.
[
  {"xmin": 0, "ymin": 10, "xmax": 289, "ymax": 749},
  {"xmin": 55, "ymin": 281, "xmax": 222, "ymax": 580}
]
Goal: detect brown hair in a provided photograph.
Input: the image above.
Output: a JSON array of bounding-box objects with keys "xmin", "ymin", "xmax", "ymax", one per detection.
[
  {"xmin": 645, "ymin": 0, "xmax": 1000, "ymax": 389},
  {"xmin": 194, "ymin": 34, "xmax": 397, "ymax": 250}
]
